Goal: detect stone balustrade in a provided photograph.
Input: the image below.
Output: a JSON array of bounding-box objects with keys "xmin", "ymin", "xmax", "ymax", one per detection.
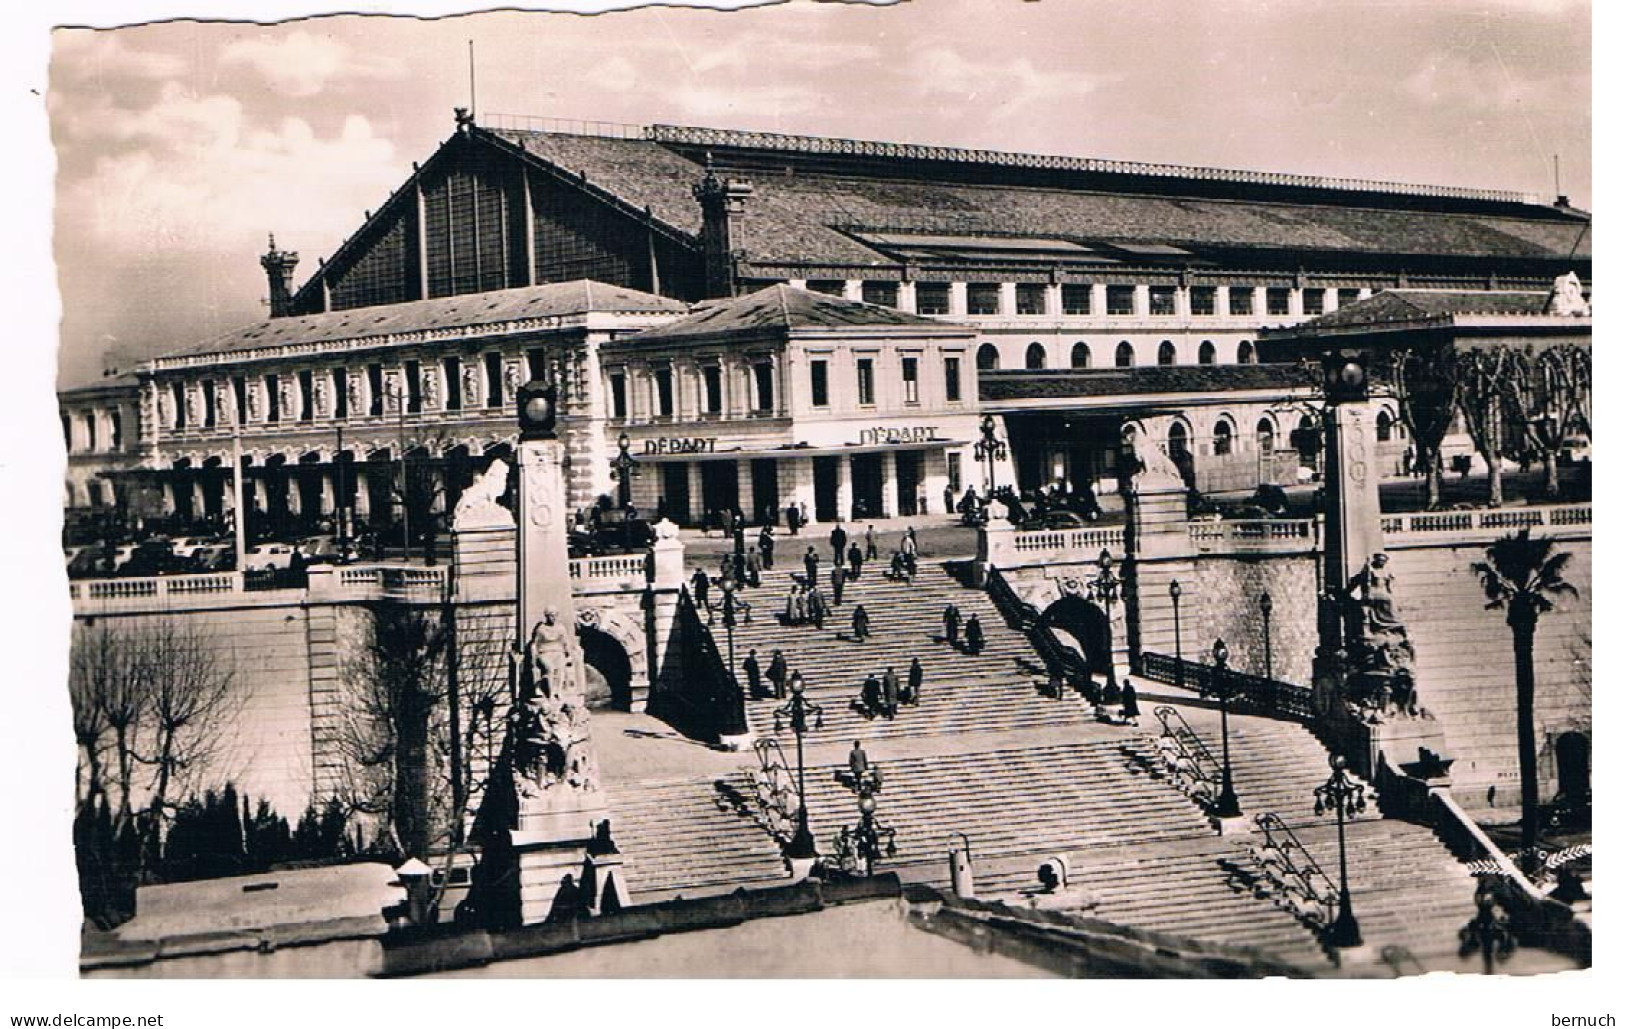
[
  {"xmin": 1380, "ymin": 503, "xmax": 1591, "ymax": 542},
  {"xmin": 1186, "ymin": 518, "xmax": 1317, "ymax": 554},
  {"xmin": 1009, "ymin": 524, "xmax": 1127, "ymax": 555}
]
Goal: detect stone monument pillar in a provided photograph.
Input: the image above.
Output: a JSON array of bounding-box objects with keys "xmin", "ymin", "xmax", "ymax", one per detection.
[{"xmin": 1321, "ymin": 402, "xmax": 1383, "ymax": 599}]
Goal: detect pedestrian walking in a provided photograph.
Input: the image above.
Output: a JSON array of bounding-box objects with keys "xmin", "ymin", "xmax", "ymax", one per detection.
[
  {"xmin": 692, "ymin": 567, "xmax": 711, "ymax": 613},
  {"xmin": 881, "ymin": 666, "xmax": 900, "ymax": 719},
  {"xmin": 786, "ymin": 502, "xmax": 802, "ymax": 536},
  {"xmin": 859, "ymin": 673, "xmax": 882, "ymax": 719},
  {"xmin": 746, "ymin": 546, "xmax": 763, "ymax": 588},
  {"xmin": 733, "ymin": 520, "xmax": 747, "ymax": 560},
  {"xmin": 943, "ymin": 603, "xmax": 961, "ymax": 647},
  {"xmin": 848, "ymin": 740, "xmax": 870, "ymax": 787},
  {"xmin": 721, "ymin": 507, "xmax": 735, "ymax": 540},
  {"xmin": 744, "ymin": 648, "xmax": 763, "ymax": 698},
  {"xmin": 803, "ymin": 546, "xmax": 820, "ymax": 589},
  {"xmin": 831, "ymin": 563, "xmax": 846, "ymax": 605},
  {"xmin": 809, "ymin": 587, "xmax": 827, "ymax": 630},
  {"xmin": 787, "ymin": 584, "xmax": 807, "ymax": 626},
  {"xmin": 831, "ymin": 523, "xmax": 848, "ymax": 565},
  {"xmin": 943, "ymin": 484, "xmax": 955, "ymax": 517},
  {"xmin": 906, "ymin": 656, "xmax": 923, "ymax": 706},
  {"xmin": 768, "ymin": 650, "xmax": 788, "ymax": 699},
  {"xmin": 865, "ymin": 524, "xmax": 878, "ymax": 560},
  {"xmin": 852, "ymin": 604, "xmax": 871, "ymax": 642},
  {"xmin": 1120, "ymin": 679, "xmax": 1141, "ymax": 726},
  {"xmin": 848, "ymin": 542, "xmax": 865, "ymax": 580},
  {"xmin": 759, "ymin": 525, "xmax": 776, "ymax": 569},
  {"xmin": 964, "ymin": 612, "xmax": 985, "ymax": 655}
]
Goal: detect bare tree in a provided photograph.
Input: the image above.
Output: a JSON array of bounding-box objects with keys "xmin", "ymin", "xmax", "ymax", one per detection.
[
  {"xmin": 1500, "ymin": 345, "xmax": 1591, "ymax": 499},
  {"xmin": 1455, "ymin": 348, "xmax": 1514, "ymax": 508},
  {"xmin": 1383, "ymin": 347, "xmax": 1459, "ymax": 509}
]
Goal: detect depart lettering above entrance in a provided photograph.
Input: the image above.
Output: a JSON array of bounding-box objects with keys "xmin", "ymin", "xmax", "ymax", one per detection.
[
  {"xmin": 857, "ymin": 425, "xmax": 941, "ymax": 446},
  {"xmin": 644, "ymin": 436, "xmax": 718, "ymax": 455}
]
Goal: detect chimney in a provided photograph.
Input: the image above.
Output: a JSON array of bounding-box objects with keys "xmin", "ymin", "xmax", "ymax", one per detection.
[
  {"xmin": 1556, "ymin": 194, "xmax": 1572, "ymax": 209},
  {"xmin": 260, "ymin": 234, "xmax": 300, "ymax": 318},
  {"xmin": 692, "ymin": 154, "xmax": 754, "ymax": 299}
]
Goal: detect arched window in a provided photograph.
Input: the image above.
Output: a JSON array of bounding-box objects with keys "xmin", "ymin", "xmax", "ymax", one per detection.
[
  {"xmin": 1376, "ymin": 409, "xmax": 1395, "ymax": 442},
  {"xmin": 1168, "ymin": 421, "xmax": 1191, "ymax": 464},
  {"xmin": 1025, "ymin": 342, "xmax": 1048, "ymax": 370},
  {"xmin": 1198, "ymin": 340, "xmax": 1217, "ymax": 365},
  {"xmin": 1070, "ymin": 342, "xmax": 1091, "ymax": 369},
  {"xmin": 1236, "ymin": 340, "xmax": 1255, "ymax": 364},
  {"xmin": 1157, "ymin": 341, "xmax": 1177, "ymax": 366},
  {"xmin": 1256, "ymin": 417, "xmax": 1276, "ymax": 454},
  {"xmin": 977, "ymin": 343, "xmax": 1001, "ymax": 371},
  {"xmin": 1213, "ymin": 418, "xmax": 1234, "ymax": 457},
  {"xmin": 1115, "ymin": 341, "xmax": 1136, "ymax": 368}
]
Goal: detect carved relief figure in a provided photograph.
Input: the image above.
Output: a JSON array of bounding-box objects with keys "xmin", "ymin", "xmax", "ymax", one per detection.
[
  {"xmin": 183, "ymin": 385, "xmax": 201, "ymax": 427},
  {"xmin": 510, "ymin": 608, "xmax": 600, "ymax": 800},
  {"xmin": 421, "ymin": 366, "xmax": 439, "ymax": 410},
  {"xmin": 1341, "ymin": 553, "xmax": 1421, "ymax": 720},
  {"xmin": 463, "ymin": 364, "xmax": 482, "ymax": 407},
  {"xmin": 312, "ymin": 374, "xmax": 329, "ymax": 417},
  {"xmin": 1124, "ymin": 425, "xmax": 1184, "ymax": 487},
  {"xmin": 245, "ymin": 380, "xmax": 262, "ymax": 422},
  {"xmin": 504, "ymin": 360, "xmax": 523, "ymax": 404},
  {"xmin": 1548, "ymin": 272, "xmax": 1591, "ymax": 318},
  {"xmin": 278, "ymin": 376, "xmax": 295, "ymax": 418},
  {"xmin": 346, "ymin": 372, "xmax": 364, "ymax": 416},
  {"xmin": 157, "ymin": 388, "xmax": 175, "ymax": 430}
]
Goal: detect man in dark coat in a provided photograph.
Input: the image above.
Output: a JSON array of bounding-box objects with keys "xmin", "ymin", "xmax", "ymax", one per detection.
[
  {"xmin": 830, "ymin": 563, "xmax": 846, "ymax": 606},
  {"xmin": 692, "ymin": 567, "xmax": 711, "ymax": 614},
  {"xmin": 881, "ymin": 667, "xmax": 900, "ymax": 719},
  {"xmin": 864, "ymin": 524, "xmax": 878, "ymax": 560},
  {"xmin": 852, "ymin": 604, "xmax": 871, "ymax": 642},
  {"xmin": 743, "ymin": 648, "xmax": 763, "ymax": 699},
  {"xmin": 859, "ymin": 674, "xmax": 881, "ymax": 719},
  {"xmin": 906, "ymin": 656, "xmax": 924, "ymax": 706},
  {"xmin": 803, "ymin": 546, "xmax": 819, "ymax": 589},
  {"xmin": 1120, "ymin": 679, "xmax": 1141, "ymax": 726},
  {"xmin": 847, "ymin": 542, "xmax": 865, "ymax": 580},
  {"xmin": 786, "ymin": 502, "xmax": 802, "ymax": 536},
  {"xmin": 767, "ymin": 650, "xmax": 789, "ymax": 699},
  {"xmin": 758, "ymin": 526, "xmax": 775, "ymax": 569},
  {"xmin": 808, "ymin": 588, "xmax": 827, "ymax": 630},
  {"xmin": 964, "ymin": 613, "xmax": 985, "ymax": 655},
  {"xmin": 745, "ymin": 546, "xmax": 763, "ymax": 588},
  {"xmin": 733, "ymin": 520, "xmax": 747, "ymax": 561},
  {"xmin": 830, "ymin": 523, "xmax": 848, "ymax": 565},
  {"xmin": 943, "ymin": 604, "xmax": 961, "ymax": 647}
]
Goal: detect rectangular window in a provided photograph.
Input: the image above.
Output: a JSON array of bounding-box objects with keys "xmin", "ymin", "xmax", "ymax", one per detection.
[
  {"xmin": 1061, "ymin": 284, "xmax": 1091, "ymax": 315},
  {"xmin": 264, "ymin": 376, "xmax": 280, "ymax": 423},
  {"xmin": 861, "ymin": 281, "xmax": 898, "ymax": 307},
  {"xmin": 109, "ymin": 410, "xmax": 122, "ymax": 450},
  {"xmin": 947, "ymin": 451, "xmax": 963, "ymax": 494},
  {"xmin": 333, "ymin": 368, "xmax": 349, "ymax": 419},
  {"xmin": 1302, "ymin": 288, "xmax": 1325, "ymax": 316},
  {"xmin": 1016, "ymin": 283, "xmax": 1047, "ymax": 315},
  {"xmin": 810, "ymin": 359, "xmax": 830, "ymax": 408},
  {"xmin": 1229, "ymin": 287, "xmax": 1255, "ymax": 316},
  {"xmin": 202, "ymin": 380, "xmax": 217, "ymax": 428},
  {"xmin": 368, "ymin": 364, "xmax": 384, "ymax": 416},
  {"xmin": 753, "ymin": 363, "xmax": 774, "ymax": 412},
  {"xmin": 1106, "ymin": 285, "xmax": 1135, "ymax": 315},
  {"xmin": 1190, "ymin": 286, "xmax": 1217, "ymax": 316},
  {"xmin": 84, "ymin": 413, "xmax": 97, "ymax": 451},
  {"xmin": 654, "ymin": 367, "xmax": 674, "ymax": 417},
  {"xmin": 967, "ymin": 283, "xmax": 1001, "ymax": 315},
  {"xmin": 298, "ymin": 370, "xmax": 314, "ymax": 421},
  {"xmin": 902, "ymin": 356, "xmax": 920, "ymax": 404},
  {"xmin": 485, "ymin": 352, "xmax": 504, "ymax": 408},
  {"xmin": 232, "ymin": 377, "xmax": 247, "ymax": 426},
  {"xmin": 610, "ymin": 372, "xmax": 627, "ymax": 419},
  {"xmin": 944, "ymin": 356, "xmax": 962, "ymax": 402},
  {"xmin": 916, "ymin": 283, "xmax": 950, "ymax": 315},
  {"xmin": 405, "ymin": 361, "xmax": 422, "ymax": 414},
  {"xmin": 172, "ymin": 382, "xmax": 188, "ymax": 429},
  {"xmin": 807, "ymin": 279, "xmax": 844, "ymax": 296},
  {"xmin": 856, "ymin": 357, "xmax": 876, "ymax": 406},
  {"xmin": 1266, "ymin": 287, "xmax": 1291, "ymax": 316},
  {"xmin": 527, "ymin": 348, "xmax": 547, "ymax": 382},
  {"xmin": 88, "ymin": 481, "xmax": 104, "ymax": 507},
  {"xmin": 1149, "ymin": 285, "xmax": 1176, "ymax": 316},
  {"xmin": 703, "ymin": 365, "xmax": 723, "ymax": 414},
  {"xmin": 441, "ymin": 358, "xmax": 460, "ymax": 412},
  {"xmin": 1338, "ymin": 288, "xmax": 1362, "ymax": 308}
]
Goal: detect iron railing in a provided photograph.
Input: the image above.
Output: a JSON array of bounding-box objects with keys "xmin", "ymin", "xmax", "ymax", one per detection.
[
  {"xmin": 1140, "ymin": 652, "xmax": 1315, "ymax": 723},
  {"xmin": 985, "ymin": 565, "xmax": 1098, "ymax": 699},
  {"xmin": 1152, "ymin": 705, "xmax": 1222, "ymax": 810},
  {"xmin": 749, "ymin": 738, "xmax": 800, "ymax": 844},
  {"xmin": 1250, "ymin": 813, "xmax": 1340, "ymax": 935}
]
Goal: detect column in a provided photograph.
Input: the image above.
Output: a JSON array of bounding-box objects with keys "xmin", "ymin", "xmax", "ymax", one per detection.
[
  {"xmin": 191, "ymin": 480, "xmax": 207, "ymax": 519},
  {"xmin": 1288, "ymin": 288, "xmax": 1305, "ymax": 319},
  {"xmin": 735, "ymin": 459, "xmax": 755, "ymax": 526},
  {"xmin": 1175, "ymin": 284, "xmax": 1191, "ymax": 319},
  {"xmin": 835, "ymin": 456, "xmax": 853, "ymax": 524},
  {"xmin": 353, "ymin": 475, "xmax": 371, "ymax": 520},
  {"xmin": 924, "ymin": 451, "xmax": 950, "ymax": 521},
  {"xmin": 1216, "ymin": 284, "xmax": 1231, "ymax": 318},
  {"xmin": 1044, "ymin": 282, "xmax": 1062, "ymax": 318},
  {"xmin": 1252, "ymin": 287, "xmax": 1267, "ymax": 318},
  {"xmin": 842, "ymin": 279, "xmax": 863, "ymax": 302},
  {"xmin": 1133, "ymin": 284, "xmax": 1150, "ymax": 318},
  {"xmin": 998, "ymin": 282, "xmax": 1017, "ymax": 316},
  {"xmin": 881, "ymin": 451, "xmax": 900, "ymax": 519},
  {"xmin": 1323, "ymin": 288, "xmax": 1341, "ymax": 313},
  {"xmin": 687, "ymin": 462, "xmax": 704, "ymax": 525},
  {"xmin": 1091, "ymin": 283, "xmax": 1107, "ymax": 316},
  {"xmin": 896, "ymin": 281, "xmax": 918, "ymax": 314},
  {"xmin": 948, "ymin": 282, "xmax": 968, "ymax": 317},
  {"xmin": 319, "ymin": 467, "xmax": 337, "ymax": 516}
]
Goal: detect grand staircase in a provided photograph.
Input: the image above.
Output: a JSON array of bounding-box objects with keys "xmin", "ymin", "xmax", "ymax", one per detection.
[
  {"xmin": 602, "ymin": 777, "xmax": 789, "ymax": 902},
  {"xmin": 727, "ymin": 560, "xmax": 1087, "ymax": 742}
]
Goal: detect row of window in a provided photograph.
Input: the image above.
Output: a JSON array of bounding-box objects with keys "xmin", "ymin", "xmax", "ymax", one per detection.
[
  {"xmin": 61, "ymin": 410, "xmax": 124, "ymax": 453},
  {"xmin": 606, "ymin": 360, "xmax": 776, "ymax": 420},
  {"xmin": 1162, "ymin": 408, "xmax": 1400, "ymax": 461},
  {"xmin": 807, "ymin": 280, "xmax": 1363, "ymax": 318},
  {"xmin": 978, "ymin": 339, "xmax": 1255, "ymax": 371}
]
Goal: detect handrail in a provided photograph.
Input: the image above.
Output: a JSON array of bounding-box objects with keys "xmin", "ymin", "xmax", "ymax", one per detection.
[
  {"xmin": 1380, "ymin": 945, "xmax": 1426, "ymax": 977},
  {"xmin": 1429, "ymin": 790, "xmax": 1543, "ymax": 898},
  {"xmin": 1250, "ymin": 813, "xmax": 1340, "ymax": 934},
  {"xmin": 749, "ymin": 738, "xmax": 799, "ymax": 843},
  {"xmin": 1152, "ymin": 705, "xmax": 1223, "ymax": 809},
  {"xmin": 985, "ymin": 565, "xmax": 1098, "ymax": 700},
  {"xmin": 1140, "ymin": 652, "xmax": 1315, "ymax": 723}
]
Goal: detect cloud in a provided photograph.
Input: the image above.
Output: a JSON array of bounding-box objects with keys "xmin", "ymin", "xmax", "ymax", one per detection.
[
  {"xmin": 689, "ymin": 34, "xmax": 882, "ymax": 75},
  {"xmin": 906, "ymin": 45, "xmax": 1115, "ymax": 112},
  {"xmin": 667, "ymin": 83, "xmax": 825, "ymax": 121},
  {"xmin": 1401, "ymin": 50, "xmax": 1581, "ymax": 111},
  {"xmin": 50, "ymin": 30, "xmax": 186, "ymax": 85},
  {"xmin": 219, "ymin": 30, "xmax": 406, "ymax": 97}
]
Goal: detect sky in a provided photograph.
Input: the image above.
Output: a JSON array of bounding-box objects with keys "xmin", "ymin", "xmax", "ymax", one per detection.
[{"xmin": 47, "ymin": 0, "xmax": 1592, "ymax": 387}]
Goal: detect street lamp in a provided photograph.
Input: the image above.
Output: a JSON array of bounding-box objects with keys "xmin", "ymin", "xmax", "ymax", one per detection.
[
  {"xmin": 773, "ymin": 673, "xmax": 823, "ymax": 861},
  {"xmin": 1169, "ymin": 579, "xmax": 1184, "ymax": 689},
  {"xmin": 839, "ymin": 790, "xmax": 898, "ymax": 877},
  {"xmin": 1259, "ymin": 591, "xmax": 1274, "ymax": 682},
  {"xmin": 720, "ymin": 574, "xmax": 739, "ymax": 681},
  {"xmin": 1459, "ymin": 884, "xmax": 1517, "ymax": 975},
  {"xmin": 1091, "ymin": 548, "xmax": 1121, "ymax": 701},
  {"xmin": 1207, "ymin": 638, "xmax": 1242, "ymax": 820},
  {"xmin": 610, "ymin": 431, "xmax": 639, "ymax": 509},
  {"xmin": 1314, "ymin": 754, "xmax": 1367, "ymax": 948},
  {"xmin": 973, "ymin": 414, "xmax": 1008, "ymax": 498}
]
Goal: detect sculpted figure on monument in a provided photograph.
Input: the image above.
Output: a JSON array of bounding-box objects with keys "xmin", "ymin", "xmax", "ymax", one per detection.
[
  {"xmin": 1340, "ymin": 553, "xmax": 1421, "ymax": 721},
  {"xmin": 347, "ymin": 372, "xmax": 364, "ymax": 416},
  {"xmin": 504, "ymin": 361, "xmax": 523, "ymax": 403},
  {"xmin": 421, "ymin": 367, "xmax": 439, "ymax": 410},
  {"xmin": 510, "ymin": 608, "xmax": 600, "ymax": 799},
  {"xmin": 453, "ymin": 459, "xmax": 514, "ymax": 530},
  {"xmin": 463, "ymin": 364, "xmax": 482, "ymax": 407},
  {"xmin": 1124, "ymin": 425, "xmax": 1184, "ymax": 488}
]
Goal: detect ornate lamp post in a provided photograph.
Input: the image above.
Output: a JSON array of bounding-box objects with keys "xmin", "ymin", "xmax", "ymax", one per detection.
[
  {"xmin": 973, "ymin": 414, "xmax": 1008, "ymax": 497},
  {"xmin": 1459, "ymin": 884, "xmax": 1517, "ymax": 975},
  {"xmin": 841, "ymin": 790, "xmax": 898, "ymax": 877},
  {"xmin": 1090, "ymin": 548, "xmax": 1122, "ymax": 700},
  {"xmin": 1169, "ymin": 579, "xmax": 1184, "ymax": 688},
  {"xmin": 1207, "ymin": 638, "xmax": 1242, "ymax": 820},
  {"xmin": 1314, "ymin": 754, "xmax": 1367, "ymax": 948},
  {"xmin": 1259, "ymin": 591, "xmax": 1274, "ymax": 681},
  {"xmin": 773, "ymin": 673, "xmax": 823, "ymax": 862},
  {"xmin": 720, "ymin": 574, "xmax": 739, "ymax": 681},
  {"xmin": 610, "ymin": 431, "xmax": 639, "ymax": 509}
]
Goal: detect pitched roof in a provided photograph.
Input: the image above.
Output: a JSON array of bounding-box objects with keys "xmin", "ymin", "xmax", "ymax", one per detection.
[
  {"xmin": 158, "ymin": 280, "xmax": 686, "ymax": 363},
  {"xmin": 1299, "ymin": 288, "xmax": 1559, "ymax": 330},
  {"xmin": 485, "ymin": 127, "xmax": 1591, "ymax": 270},
  {"xmin": 979, "ymin": 365, "xmax": 1313, "ymax": 403},
  {"xmin": 622, "ymin": 285, "xmax": 963, "ymax": 345}
]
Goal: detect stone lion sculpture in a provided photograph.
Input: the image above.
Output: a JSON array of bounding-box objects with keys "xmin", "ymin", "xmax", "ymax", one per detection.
[{"xmin": 453, "ymin": 458, "xmax": 513, "ymax": 530}]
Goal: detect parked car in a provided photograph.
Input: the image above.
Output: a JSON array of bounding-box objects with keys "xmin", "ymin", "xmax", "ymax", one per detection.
[
  {"xmin": 167, "ymin": 536, "xmax": 218, "ymax": 561},
  {"xmin": 1022, "ymin": 509, "xmax": 1090, "ymax": 531},
  {"xmin": 243, "ymin": 543, "xmax": 297, "ymax": 572},
  {"xmin": 1558, "ymin": 435, "xmax": 1591, "ymax": 466},
  {"xmin": 296, "ymin": 535, "xmax": 342, "ymax": 565},
  {"xmin": 188, "ymin": 544, "xmax": 237, "ymax": 573}
]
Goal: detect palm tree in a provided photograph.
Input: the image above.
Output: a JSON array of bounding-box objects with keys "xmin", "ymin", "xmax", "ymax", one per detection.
[{"xmin": 1471, "ymin": 529, "xmax": 1577, "ymax": 853}]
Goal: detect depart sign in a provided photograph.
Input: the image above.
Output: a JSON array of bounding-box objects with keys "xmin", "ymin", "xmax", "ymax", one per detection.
[
  {"xmin": 857, "ymin": 425, "xmax": 941, "ymax": 447},
  {"xmin": 644, "ymin": 436, "xmax": 718, "ymax": 455}
]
